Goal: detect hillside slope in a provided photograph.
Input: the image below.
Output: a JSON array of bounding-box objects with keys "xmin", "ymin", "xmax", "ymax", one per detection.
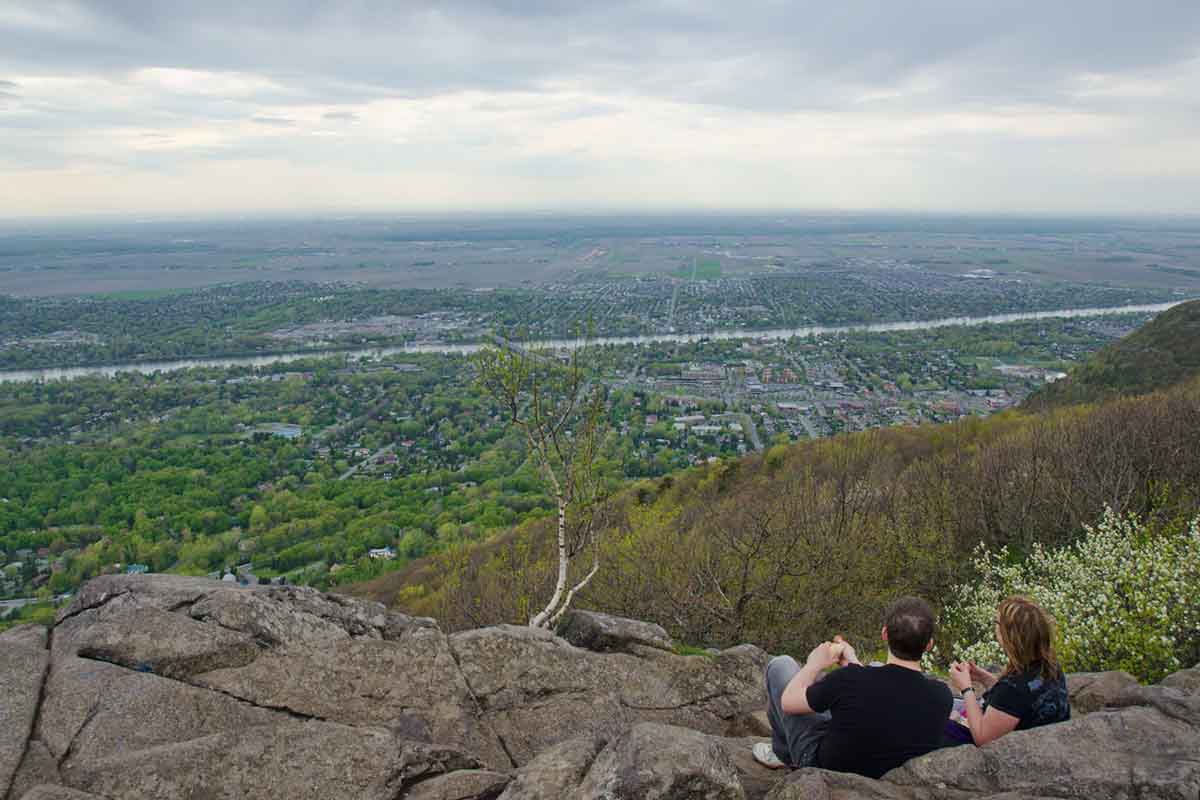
[
  {"xmin": 346, "ymin": 375, "xmax": 1200, "ymax": 655},
  {"xmin": 1025, "ymin": 298, "xmax": 1200, "ymax": 411}
]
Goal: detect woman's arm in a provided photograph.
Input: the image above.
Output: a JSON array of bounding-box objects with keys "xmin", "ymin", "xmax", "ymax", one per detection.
[
  {"xmin": 960, "ymin": 690, "xmax": 1019, "ymax": 745},
  {"xmin": 949, "ymin": 663, "xmax": 1020, "ymax": 746}
]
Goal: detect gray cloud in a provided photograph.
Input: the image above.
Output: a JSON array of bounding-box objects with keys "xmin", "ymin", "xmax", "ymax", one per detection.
[
  {"xmin": 1, "ymin": 1, "xmax": 1196, "ymax": 112},
  {"xmin": 1, "ymin": 1, "xmax": 1198, "ymax": 215},
  {"xmin": 251, "ymin": 115, "xmax": 295, "ymax": 127}
]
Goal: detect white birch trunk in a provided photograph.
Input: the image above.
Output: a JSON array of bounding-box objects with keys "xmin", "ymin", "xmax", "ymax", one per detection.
[{"xmin": 529, "ymin": 496, "xmax": 570, "ymax": 628}]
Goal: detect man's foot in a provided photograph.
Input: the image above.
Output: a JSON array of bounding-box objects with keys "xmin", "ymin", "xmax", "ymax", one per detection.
[{"xmin": 752, "ymin": 741, "xmax": 787, "ymax": 769}]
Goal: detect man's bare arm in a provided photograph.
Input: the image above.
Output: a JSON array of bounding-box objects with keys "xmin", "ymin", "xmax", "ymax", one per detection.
[{"xmin": 781, "ymin": 642, "xmax": 837, "ymax": 715}]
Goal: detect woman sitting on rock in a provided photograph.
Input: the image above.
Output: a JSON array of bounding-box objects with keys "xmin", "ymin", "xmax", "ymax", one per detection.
[{"xmin": 948, "ymin": 596, "xmax": 1070, "ymax": 746}]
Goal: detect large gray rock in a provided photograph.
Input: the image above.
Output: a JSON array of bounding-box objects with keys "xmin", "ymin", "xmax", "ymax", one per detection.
[
  {"xmin": 188, "ymin": 586, "xmax": 353, "ymax": 647},
  {"xmin": 0, "ymin": 626, "xmax": 50, "ymax": 800},
  {"xmin": 764, "ymin": 768, "xmax": 921, "ymax": 800},
  {"xmin": 575, "ymin": 722, "xmax": 745, "ymax": 800},
  {"xmin": 711, "ymin": 736, "xmax": 788, "ymax": 800},
  {"xmin": 1066, "ymin": 670, "xmax": 1139, "ymax": 714},
  {"xmin": 72, "ymin": 603, "xmax": 260, "ymax": 678},
  {"xmin": 57, "ymin": 573, "xmax": 222, "ymax": 622},
  {"xmin": 404, "ymin": 769, "xmax": 512, "ymax": 800},
  {"xmin": 0, "ymin": 623, "xmax": 48, "ymax": 649},
  {"xmin": 450, "ymin": 625, "xmax": 767, "ymax": 765},
  {"xmin": 14, "ymin": 575, "xmax": 1200, "ymax": 800},
  {"xmin": 61, "ymin": 721, "xmax": 481, "ymax": 800},
  {"xmin": 497, "ymin": 735, "xmax": 608, "ymax": 800},
  {"xmin": 36, "ymin": 590, "xmax": 267, "ymax": 762},
  {"xmin": 40, "ymin": 574, "xmax": 509, "ymax": 770},
  {"xmin": 56, "ymin": 667, "xmax": 288, "ymax": 767},
  {"xmin": 17, "ymin": 786, "xmax": 107, "ymax": 800},
  {"xmin": 7, "ymin": 741, "xmax": 61, "ymax": 800},
  {"xmin": 192, "ymin": 625, "xmax": 510, "ymax": 768},
  {"xmin": 500, "ymin": 725, "xmax": 747, "ymax": 800},
  {"xmin": 1161, "ymin": 663, "xmax": 1200, "ymax": 694},
  {"xmin": 556, "ymin": 608, "xmax": 675, "ymax": 654},
  {"xmin": 885, "ymin": 702, "xmax": 1200, "ymax": 799}
]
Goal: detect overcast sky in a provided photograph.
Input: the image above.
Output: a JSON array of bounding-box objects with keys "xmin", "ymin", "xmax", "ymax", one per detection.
[{"xmin": 2, "ymin": 1, "xmax": 1199, "ymax": 217}]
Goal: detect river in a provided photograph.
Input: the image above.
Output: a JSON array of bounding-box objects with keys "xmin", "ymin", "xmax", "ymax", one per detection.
[{"xmin": 0, "ymin": 300, "xmax": 1186, "ymax": 384}]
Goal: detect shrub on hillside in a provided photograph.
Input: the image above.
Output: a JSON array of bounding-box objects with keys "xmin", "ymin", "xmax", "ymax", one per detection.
[{"xmin": 942, "ymin": 507, "xmax": 1200, "ymax": 682}]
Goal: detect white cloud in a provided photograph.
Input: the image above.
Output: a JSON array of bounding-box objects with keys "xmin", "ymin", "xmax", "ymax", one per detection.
[{"xmin": 0, "ymin": 1, "xmax": 1198, "ymax": 216}]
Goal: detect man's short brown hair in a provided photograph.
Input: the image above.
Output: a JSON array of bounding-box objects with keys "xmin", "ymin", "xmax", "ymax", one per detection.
[{"xmin": 884, "ymin": 597, "xmax": 936, "ymax": 661}]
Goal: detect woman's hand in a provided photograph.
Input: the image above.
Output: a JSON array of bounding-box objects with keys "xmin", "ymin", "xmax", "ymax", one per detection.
[
  {"xmin": 968, "ymin": 662, "xmax": 998, "ymax": 689},
  {"xmin": 948, "ymin": 661, "xmax": 973, "ymax": 693}
]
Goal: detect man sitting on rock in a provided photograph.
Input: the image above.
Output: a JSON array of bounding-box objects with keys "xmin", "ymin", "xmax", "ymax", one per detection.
[{"xmin": 753, "ymin": 596, "xmax": 952, "ymax": 779}]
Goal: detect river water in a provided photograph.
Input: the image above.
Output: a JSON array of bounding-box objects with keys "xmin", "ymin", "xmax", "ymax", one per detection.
[{"xmin": 0, "ymin": 300, "xmax": 1185, "ymax": 385}]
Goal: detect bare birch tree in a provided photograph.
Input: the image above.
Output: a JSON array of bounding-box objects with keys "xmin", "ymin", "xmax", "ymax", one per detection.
[{"xmin": 475, "ymin": 335, "xmax": 609, "ymax": 628}]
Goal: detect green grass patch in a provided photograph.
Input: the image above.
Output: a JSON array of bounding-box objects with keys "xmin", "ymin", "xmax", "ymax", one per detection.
[
  {"xmin": 672, "ymin": 258, "xmax": 722, "ymax": 281},
  {"xmin": 673, "ymin": 643, "xmax": 717, "ymax": 658}
]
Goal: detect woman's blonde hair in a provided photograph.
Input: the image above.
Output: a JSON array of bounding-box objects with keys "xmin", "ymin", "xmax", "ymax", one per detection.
[{"xmin": 996, "ymin": 596, "xmax": 1059, "ymax": 681}]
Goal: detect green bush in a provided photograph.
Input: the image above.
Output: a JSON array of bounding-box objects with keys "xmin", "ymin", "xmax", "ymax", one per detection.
[{"xmin": 942, "ymin": 507, "xmax": 1200, "ymax": 682}]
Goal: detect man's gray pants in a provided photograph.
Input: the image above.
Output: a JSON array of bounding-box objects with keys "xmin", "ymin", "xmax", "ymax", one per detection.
[{"xmin": 766, "ymin": 655, "xmax": 832, "ymax": 767}]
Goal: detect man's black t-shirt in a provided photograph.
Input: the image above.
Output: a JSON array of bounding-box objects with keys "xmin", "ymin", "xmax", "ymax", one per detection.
[{"xmin": 806, "ymin": 664, "xmax": 953, "ymax": 779}]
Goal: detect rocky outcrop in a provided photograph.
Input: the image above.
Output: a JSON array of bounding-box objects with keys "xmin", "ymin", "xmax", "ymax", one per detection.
[
  {"xmin": 0, "ymin": 576, "xmax": 770, "ymax": 800},
  {"xmin": 1065, "ymin": 669, "xmax": 1139, "ymax": 714},
  {"xmin": 3, "ymin": 575, "xmax": 1198, "ymax": 800},
  {"xmin": 0, "ymin": 626, "xmax": 50, "ymax": 800},
  {"xmin": 556, "ymin": 608, "xmax": 675, "ymax": 654},
  {"xmin": 449, "ymin": 623, "xmax": 767, "ymax": 766}
]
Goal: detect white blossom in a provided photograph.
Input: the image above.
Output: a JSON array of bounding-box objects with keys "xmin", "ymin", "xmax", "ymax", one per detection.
[{"xmin": 941, "ymin": 508, "xmax": 1200, "ymax": 682}]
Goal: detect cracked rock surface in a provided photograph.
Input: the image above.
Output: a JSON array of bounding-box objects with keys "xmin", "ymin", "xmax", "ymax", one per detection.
[{"xmin": 3, "ymin": 574, "xmax": 1199, "ymax": 800}]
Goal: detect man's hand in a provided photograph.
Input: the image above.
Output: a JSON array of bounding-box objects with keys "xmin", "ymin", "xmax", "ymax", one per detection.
[
  {"xmin": 832, "ymin": 634, "xmax": 860, "ymax": 667},
  {"xmin": 805, "ymin": 641, "xmax": 837, "ymax": 672},
  {"xmin": 968, "ymin": 662, "xmax": 998, "ymax": 689},
  {"xmin": 948, "ymin": 661, "xmax": 973, "ymax": 693}
]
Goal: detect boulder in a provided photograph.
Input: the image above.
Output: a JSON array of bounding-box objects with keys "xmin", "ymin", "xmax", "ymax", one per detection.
[
  {"xmin": 885, "ymin": 702, "xmax": 1200, "ymax": 799},
  {"xmin": 764, "ymin": 768, "xmax": 921, "ymax": 800},
  {"xmin": 404, "ymin": 769, "xmax": 512, "ymax": 800},
  {"xmin": 35, "ymin": 592, "xmax": 274, "ymax": 764},
  {"xmin": 52, "ymin": 666, "xmax": 288, "ymax": 767},
  {"xmin": 0, "ymin": 623, "xmax": 48, "ymax": 649},
  {"xmin": 188, "ymin": 587, "xmax": 353, "ymax": 647},
  {"xmin": 40, "ymin": 573, "xmax": 509, "ymax": 770},
  {"xmin": 61, "ymin": 721, "xmax": 481, "ymax": 800},
  {"xmin": 60, "ymin": 724, "xmax": 482, "ymax": 800},
  {"xmin": 726, "ymin": 710, "xmax": 772, "ymax": 738},
  {"xmin": 556, "ymin": 609, "xmax": 675, "ymax": 654},
  {"xmin": 56, "ymin": 573, "xmax": 434, "ymax": 642},
  {"xmin": 192, "ymin": 625, "xmax": 510, "ymax": 768},
  {"xmin": 575, "ymin": 722, "xmax": 745, "ymax": 800},
  {"xmin": 1066, "ymin": 670, "xmax": 1138, "ymax": 714},
  {"xmin": 72, "ymin": 603, "xmax": 261, "ymax": 679},
  {"xmin": 7, "ymin": 741, "xmax": 61, "ymax": 800},
  {"xmin": 13, "ymin": 575, "xmax": 1200, "ymax": 800},
  {"xmin": 57, "ymin": 574, "xmax": 222, "ymax": 622},
  {"xmin": 450, "ymin": 625, "xmax": 766, "ymax": 765},
  {"xmin": 1161, "ymin": 664, "xmax": 1200, "ymax": 695},
  {"xmin": 0, "ymin": 627, "xmax": 50, "ymax": 800},
  {"xmin": 497, "ymin": 735, "xmax": 608, "ymax": 800},
  {"xmin": 17, "ymin": 786, "xmax": 107, "ymax": 800},
  {"xmin": 711, "ymin": 736, "xmax": 790, "ymax": 800}
]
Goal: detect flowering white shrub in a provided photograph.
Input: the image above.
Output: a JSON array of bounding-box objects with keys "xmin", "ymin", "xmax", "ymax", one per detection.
[{"xmin": 942, "ymin": 507, "xmax": 1200, "ymax": 682}]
